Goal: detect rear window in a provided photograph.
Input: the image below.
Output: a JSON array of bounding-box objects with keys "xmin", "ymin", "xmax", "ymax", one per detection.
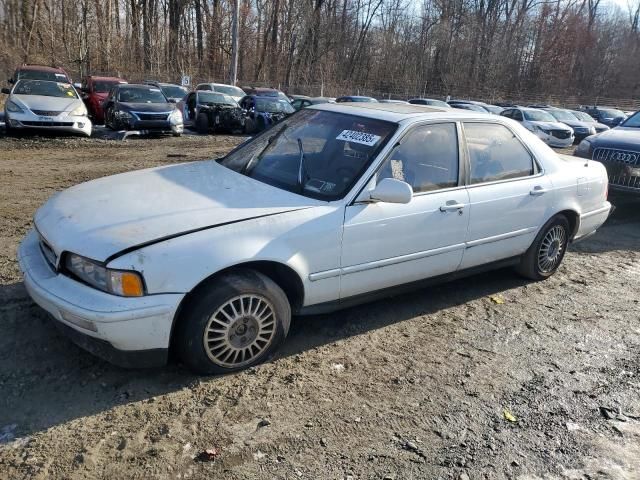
[{"xmin": 17, "ymin": 70, "xmax": 68, "ymax": 82}]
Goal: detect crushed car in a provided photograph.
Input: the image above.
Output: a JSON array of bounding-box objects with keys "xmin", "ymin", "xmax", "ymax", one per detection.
[
  {"xmin": 238, "ymin": 94, "xmax": 294, "ymax": 133},
  {"xmin": 178, "ymin": 91, "xmax": 246, "ymax": 134}
]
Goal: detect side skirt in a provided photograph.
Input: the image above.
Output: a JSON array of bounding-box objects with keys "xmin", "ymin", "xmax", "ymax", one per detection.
[{"xmin": 296, "ymin": 256, "xmax": 522, "ymax": 316}]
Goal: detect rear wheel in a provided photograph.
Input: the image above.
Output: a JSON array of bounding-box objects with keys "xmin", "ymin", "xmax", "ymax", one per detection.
[
  {"xmin": 196, "ymin": 113, "xmax": 209, "ymax": 134},
  {"xmin": 516, "ymin": 215, "xmax": 570, "ymax": 280},
  {"xmin": 176, "ymin": 269, "xmax": 291, "ymax": 375}
]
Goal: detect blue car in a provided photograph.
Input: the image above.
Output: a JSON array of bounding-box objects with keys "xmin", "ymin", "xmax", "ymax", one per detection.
[
  {"xmin": 574, "ymin": 111, "xmax": 640, "ymax": 194},
  {"xmin": 238, "ymin": 94, "xmax": 295, "ymax": 133}
]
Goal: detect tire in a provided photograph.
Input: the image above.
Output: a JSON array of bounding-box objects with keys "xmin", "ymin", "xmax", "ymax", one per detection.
[
  {"xmin": 175, "ymin": 269, "xmax": 291, "ymax": 375},
  {"xmin": 256, "ymin": 117, "xmax": 266, "ymax": 133},
  {"xmin": 196, "ymin": 113, "xmax": 209, "ymax": 134},
  {"xmin": 516, "ymin": 214, "xmax": 570, "ymax": 280}
]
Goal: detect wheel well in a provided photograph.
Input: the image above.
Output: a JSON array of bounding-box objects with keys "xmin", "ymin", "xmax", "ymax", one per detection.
[
  {"xmin": 557, "ymin": 209, "xmax": 579, "ymax": 239},
  {"xmin": 169, "ymin": 261, "xmax": 305, "ymax": 351}
]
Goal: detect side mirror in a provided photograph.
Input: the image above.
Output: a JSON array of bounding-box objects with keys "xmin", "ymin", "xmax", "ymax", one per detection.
[
  {"xmin": 1, "ymin": 87, "xmax": 10, "ymax": 95},
  {"xmin": 362, "ymin": 178, "xmax": 413, "ymax": 204}
]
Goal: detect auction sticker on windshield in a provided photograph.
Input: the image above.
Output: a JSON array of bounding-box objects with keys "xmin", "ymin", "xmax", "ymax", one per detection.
[{"xmin": 336, "ymin": 130, "xmax": 381, "ymax": 146}]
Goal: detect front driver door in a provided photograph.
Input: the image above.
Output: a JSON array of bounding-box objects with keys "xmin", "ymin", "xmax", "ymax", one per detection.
[{"xmin": 340, "ymin": 122, "xmax": 470, "ymax": 299}]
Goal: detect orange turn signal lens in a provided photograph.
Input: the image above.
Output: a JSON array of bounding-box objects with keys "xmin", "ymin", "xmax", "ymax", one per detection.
[{"xmin": 109, "ymin": 271, "xmax": 144, "ymax": 297}]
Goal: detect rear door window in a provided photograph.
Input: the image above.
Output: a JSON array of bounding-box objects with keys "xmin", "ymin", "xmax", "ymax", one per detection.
[{"xmin": 464, "ymin": 123, "xmax": 534, "ymax": 184}]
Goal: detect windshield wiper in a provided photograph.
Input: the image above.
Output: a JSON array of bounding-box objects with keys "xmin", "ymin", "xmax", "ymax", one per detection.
[
  {"xmin": 297, "ymin": 138, "xmax": 309, "ymax": 192},
  {"xmin": 241, "ymin": 124, "xmax": 289, "ymax": 174}
]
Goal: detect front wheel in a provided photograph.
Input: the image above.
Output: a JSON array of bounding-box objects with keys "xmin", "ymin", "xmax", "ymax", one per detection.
[
  {"xmin": 176, "ymin": 269, "xmax": 291, "ymax": 375},
  {"xmin": 516, "ymin": 215, "xmax": 570, "ymax": 280}
]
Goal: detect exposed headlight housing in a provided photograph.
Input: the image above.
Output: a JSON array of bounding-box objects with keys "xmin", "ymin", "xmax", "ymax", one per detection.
[
  {"xmin": 115, "ymin": 110, "xmax": 133, "ymax": 120},
  {"xmin": 534, "ymin": 125, "xmax": 549, "ymax": 134},
  {"xmin": 169, "ymin": 109, "xmax": 183, "ymax": 124},
  {"xmin": 6, "ymin": 100, "xmax": 24, "ymax": 113},
  {"xmin": 65, "ymin": 253, "xmax": 144, "ymax": 297},
  {"xmin": 69, "ymin": 104, "xmax": 88, "ymax": 116}
]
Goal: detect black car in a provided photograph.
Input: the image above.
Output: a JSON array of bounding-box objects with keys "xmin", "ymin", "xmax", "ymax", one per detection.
[
  {"xmin": 103, "ymin": 84, "xmax": 184, "ymax": 136},
  {"xmin": 574, "ymin": 112, "xmax": 640, "ymax": 194},
  {"xmin": 578, "ymin": 106, "xmax": 627, "ymax": 128},
  {"xmin": 179, "ymin": 91, "xmax": 246, "ymax": 134}
]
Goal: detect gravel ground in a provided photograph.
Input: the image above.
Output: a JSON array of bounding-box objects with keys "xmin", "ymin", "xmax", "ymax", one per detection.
[{"xmin": 0, "ymin": 133, "xmax": 639, "ymax": 480}]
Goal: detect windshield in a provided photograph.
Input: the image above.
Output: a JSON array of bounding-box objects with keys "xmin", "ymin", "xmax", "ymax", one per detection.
[
  {"xmin": 426, "ymin": 100, "xmax": 449, "ymax": 107},
  {"xmin": 255, "ymin": 97, "xmax": 295, "ymax": 113},
  {"xmin": 524, "ymin": 110, "xmax": 555, "ymax": 122},
  {"xmin": 160, "ymin": 85, "xmax": 187, "ymax": 99},
  {"xmin": 573, "ymin": 111, "xmax": 595, "ymax": 122},
  {"xmin": 549, "ymin": 109, "xmax": 578, "ymax": 122},
  {"xmin": 14, "ymin": 80, "xmax": 78, "ymax": 98},
  {"xmin": 452, "ymin": 103, "xmax": 487, "ymax": 112},
  {"xmin": 17, "ymin": 70, "xmax": 68, "ymax": 82},
  {"xmin": 118, "ymin": 87, "xmax": 167, "ymax": 103},
  {"xmin": 483, "ymin": 105, "xmax": 503, "ymax": 114},
  {"xmin": 94, "ymin": 81, "xmax": 121, "ymax": 93},
  {"xmin": 621, "ymin": 112, "xmax": 640, "ymax": 128},
  {"xmin": 213, "ymin": 85, "xmax": 244, "ymax": 97},
  {"xmin": 219, "ymin": 109, "xmax": 397, "ymax": 200},
  {"xmin": 198, "ymin": 92, "xmax": 237, "ymax": 106},
  {"xmin": 600, "ymin": 108, "xmax": 625, "ymax": 118}
]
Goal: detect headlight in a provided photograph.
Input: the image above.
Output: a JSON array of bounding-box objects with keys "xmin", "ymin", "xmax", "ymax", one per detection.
[
  {"xmin": 575, "ymin": 139, "xmax": 592, "ymax": 155},
  {"xmin": 169, "ymin": 109, "xmax": 183, "ymax": 123},
  {"xmin": 6, "ymin": 100, "xmax": 24, "ymax": 113},
  {"xmin": 69, "ymin": 104, "xmax": 88, "ymax": 116},
  {"xmin": 534, "ymin": 125, "xmax": 549, "ymax": 134},
  {"xmin": 115, "ymin": 110, "xmax": 133, "ymax": 120},
  {"xmin": 65, "ymin": 253, "xmax": 144, "ymax": 297}
]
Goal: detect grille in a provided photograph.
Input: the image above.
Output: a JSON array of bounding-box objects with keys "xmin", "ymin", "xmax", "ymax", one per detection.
[
  {"xmin": 593, "ymin": 148, "xmax": 639, "ymax": 165},
  {"xmin": 551, "ymin": 130, "xmax": 571, "ymax": 139},
  {"xmin": 133, "ymin": 112, "xmax": 170, "ymax": 121},
  {"xmin": 39, "ymin": 236, "xmax": 58, "ymax": 270},
  {"xmin": 31, "ymin": 110, "xmax": 62, "ymax": 116},
  {"xmin": 593, "ymin": 148, "xmax": 640, "ymax": 190},
  {"xmin": 22, "ymin": 121, "xmax": 74, "ymax": 127}
]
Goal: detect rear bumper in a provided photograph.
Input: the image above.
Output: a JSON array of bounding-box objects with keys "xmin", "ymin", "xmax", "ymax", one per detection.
[
  {"xmin": 18, "ymin": 229, "xmax": 184, "ymax": 368},
  {"xmin": 574, "ymin": 202, "xmax": 613, "ymax": 241}
]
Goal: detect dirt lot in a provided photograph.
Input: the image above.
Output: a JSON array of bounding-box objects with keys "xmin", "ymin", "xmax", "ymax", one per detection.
[{"xmin": 0, "ymin": 134, "xmax": 639, "ymax": 480}]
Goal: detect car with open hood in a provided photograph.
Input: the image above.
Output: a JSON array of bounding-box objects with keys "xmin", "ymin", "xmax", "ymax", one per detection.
[
  {"xmin": 178, "ymin": 90, "xmax": 246, "ymax": 134},
  {"xmin": 2, "ymin": 79, "xmax": 91, "ymax": 136},
  {"xmin": 18, "ymin": 103, "xmax": 611, "ymax": 374},
  {"xmin": 574, "ymin": 111, "xmax": 640, "ymax": 194},
  {"xmin": 80, "ymin": 75, "xmax": 127, "ymax": 124},
  {"xmin": 103, "ymin": 83, "xmax": 183, "ymax": 136},
  {"xmin": 500, "ymin": 107, "xmax": 574, "ymax": 147}
]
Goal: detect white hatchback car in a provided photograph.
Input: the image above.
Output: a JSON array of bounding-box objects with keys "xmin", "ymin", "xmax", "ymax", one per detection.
[
  {"xmin": 19, "ymin": 103, "xmax": 611, "ymax": 374},
  {"xmin": 501, "ymin": 107, "xmax": 574, "ymax": 148}
]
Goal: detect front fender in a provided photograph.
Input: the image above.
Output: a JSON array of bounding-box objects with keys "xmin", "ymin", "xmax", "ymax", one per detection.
[{"xmin": 107, "ymin": 205, "xmax": 345, "ymax": 307}]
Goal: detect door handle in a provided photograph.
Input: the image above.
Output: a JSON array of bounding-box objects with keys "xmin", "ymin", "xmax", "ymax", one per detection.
[
  {"xmin": 440, "ymin": 201, "xmax": 466, "ymax": 212},
  {"xmin": 530, "ymin": 186, "xmax": 549, "ymax": 196}
]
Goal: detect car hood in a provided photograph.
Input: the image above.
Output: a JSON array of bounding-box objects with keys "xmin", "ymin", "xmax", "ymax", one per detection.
[
  {"xmin": 557, "ymin": 120, "xmax": 593, "ymax": 129},
  {"xmin": 588, "ymin": 127, "xmax": 640, "ymax": 150},
  {"xmin": 119, "ymin": 102, "xmax": 176, "ymax": 112},
  {"xmin": 34, "ymin": 161, "xmax": 320, "ymax": 262},
  {"xmin": 528, "ymin": 121, "xmax": 571, "ymax": 131},
  {"xmin": 11, "ymin": 94, "xmax": 81, "ymax": 112}
]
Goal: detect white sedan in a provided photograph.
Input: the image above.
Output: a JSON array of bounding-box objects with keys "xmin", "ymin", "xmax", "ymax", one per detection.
[
  {"xmin": 500, "ymin": 107, "xmax": 574, "ymax": 148},
  {"xmin": 18, "ymin": 103, "xmax": 611, "ymax": 374},
  {"xmin": 2, "ymin": 79, "xmax": 92, "ymax": 136}
]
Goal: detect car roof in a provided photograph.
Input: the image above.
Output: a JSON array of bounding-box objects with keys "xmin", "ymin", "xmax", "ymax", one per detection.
[
  {"xmin": 117, "ymin": 83, "xmax": 157, "ymax": 89},
  {"xmin": 17, "ymin": 65, "xmax": 66, "ymax": 73},
  {"xmin": 309, "ymin": 102, "xmax": 490, "ymax": 123},
  {"xmin": 88, "ymin": 76, "xmax": 125, "ymax": 82}
]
